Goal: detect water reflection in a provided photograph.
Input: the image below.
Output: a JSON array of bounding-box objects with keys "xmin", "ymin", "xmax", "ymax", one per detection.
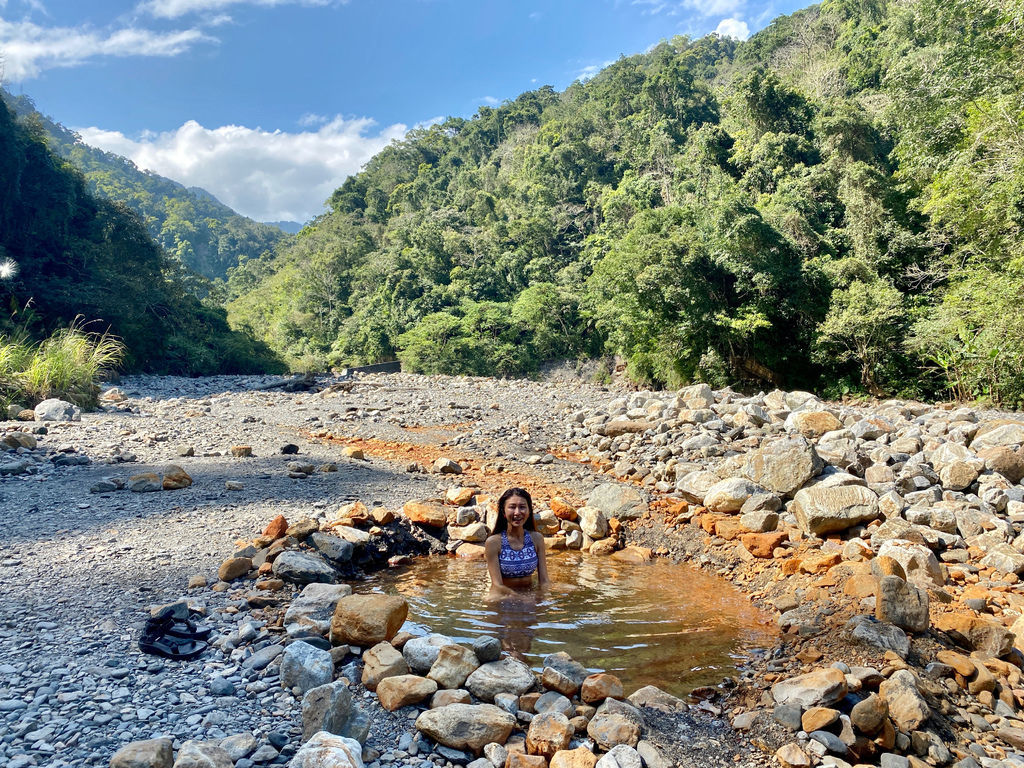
[{"xmin": 360, "ymin": 552, "xmax": 776, "ymax": 697}]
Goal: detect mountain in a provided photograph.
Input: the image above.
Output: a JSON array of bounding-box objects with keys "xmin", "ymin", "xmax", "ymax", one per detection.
[
  {"xmin": 225, "ymin": 0, "xmax": 1024, "ymax": 405},
  {"xmin": 264, "ymin": 220, "xmax": 305, "ymax": 234},
  {"xmin": 0, "ymin": 97, "xmax": 283, "ymax": 375},
  {"xmin": 1, "ymin": 90, "xmax": 290, "ymax": 281}
]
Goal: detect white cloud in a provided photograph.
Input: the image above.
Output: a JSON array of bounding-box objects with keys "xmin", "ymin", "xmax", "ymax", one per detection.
[
  {"xmin": 575, "ymin": 60, "xmax": 614, "ymax": 82},
  {"xmin": 479, "ymin": 96, "xmax": 500, "ymax": 106},
  {"xmin": 0, "ymin": 18, "xmax": 212, "ymax": 79},
  {"xmin": 714, "ymin": 17, "xmax": 749, "ymax": 40},
  {"xmin": 78, "ymin": 116, "xmax": 409, "ymax": 223},
  {"xmin": 139, "ymin": 0, "xmax": 337, "ymax": 19}
]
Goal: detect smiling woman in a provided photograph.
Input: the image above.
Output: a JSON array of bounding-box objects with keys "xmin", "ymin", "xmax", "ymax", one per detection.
[{"xmin": 484, "ymin": 487, "xmax": 551, "ymax": 597}]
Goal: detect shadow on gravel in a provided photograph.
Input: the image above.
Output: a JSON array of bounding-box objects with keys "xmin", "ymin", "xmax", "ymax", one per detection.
[
  {"xmin": 112, "ymin": 373, "xmax": 361, "ymax": 403},
  {"xmin": 1, "ymin": 452, "xmax": 429, "ymax": 549}
]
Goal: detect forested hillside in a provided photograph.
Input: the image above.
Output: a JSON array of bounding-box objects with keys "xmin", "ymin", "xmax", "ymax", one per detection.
[
  {"xmin": 226, "ymin": 0, "xmax": 1024, "ymax": 405},
  {"xmin": 0, "ymin": 99, "xmax": 282, "ymax": 374},
  {"xmin": 1, "ymin": 91, "xmax": 290, "ymax": 281}
]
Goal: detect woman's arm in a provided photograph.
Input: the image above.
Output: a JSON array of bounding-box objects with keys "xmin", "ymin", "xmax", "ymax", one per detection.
[
  {"xmin": 532, "ymin": 531, "xmax": 550, "ymax": 589},
  {"xmin": 485, "ymin": 535, "xmax": 516, "ymax": 596}
]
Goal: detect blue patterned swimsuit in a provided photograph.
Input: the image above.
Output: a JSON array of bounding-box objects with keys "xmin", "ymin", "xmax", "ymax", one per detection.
[{"xmin": 498, "ymin": 532, "xmax": 538, "ymax": 579}]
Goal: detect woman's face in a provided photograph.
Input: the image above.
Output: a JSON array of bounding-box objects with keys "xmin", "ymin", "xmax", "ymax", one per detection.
[{"xmin": 503, "ymin": 494, "xmax": 530, "ymax": 528}]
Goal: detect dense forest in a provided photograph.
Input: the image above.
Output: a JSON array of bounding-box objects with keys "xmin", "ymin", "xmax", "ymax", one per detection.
[
  {"xmin": 1, "ymin": 90, "xmax": 291, "ymax": 282},
  {"xmin": 224, "ymin": 0, "xmax": 1024, "ymax": 405},
  {"xmin": 0, "ymin": 98, "xmax": 282, "ymax": 375}
]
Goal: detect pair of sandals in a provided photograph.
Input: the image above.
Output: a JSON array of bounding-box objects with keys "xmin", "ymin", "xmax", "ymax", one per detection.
[{"xmin": 138, "ymin": 607, "xmax": 212, "ymax": 660}]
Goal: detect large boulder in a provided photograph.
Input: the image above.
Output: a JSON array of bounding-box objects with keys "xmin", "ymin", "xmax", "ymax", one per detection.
[
  {"xmin": 578, "ymin": 507, "xmax": 609, "ymax": 539},
  {"xmin": 272, "ymin": 551, "xmax": 337, "ymax": 585},
  {"xmin": 403, "ymin": 500, "xmax": 448, "ymax": 528},
  {"xmin": 703, "ymin": 478, "xmax": 765, "ymax": 514},
  {"xmin": 875, "ymin": 576, "xmax": 929, "ymax": 633},
  {"xmin": 173, "ymin": 741, "xmax": 233, "ymax": 768},
  {"xmin": 465, "ymin": 656, "xmax": 536, "ymax": 702},
  {"xmin": 415, "ymin": 703, "xmax": 516, "ymax": 754},
  {"xmin": 403, "ymin": 634, "xmax": 458, "ymax": 674},
  {"xmin": 740, "ymin": 437, "xmax": 824, "ymax": 496},
  {"xmin": 879, "ymin": 670, "xmax": 930, "ymax": 731},
  {"xmin": 526, "ymin": 712, "xmax": 574, "ymax": 758},
  {"xmin": 771, "ymin": 668, "xmax": 847, "ymax": 709},
  {"xmin": 844, "ymin": 615, "xmax": 910, "ymax": 657},
  {"xmin": 285, "ymin": 583, "xmax": 353, "ymax": 637},
  {"xmin": 428, "ymin": 644, "xmax": 480, "ymax": 690},
  {"xmin": 301, "ymin": 681, "xmax": 361, "ymax": 744},
  {"xmin": 586, "ymin": 483, "xmax": 647, "ymax": 521},
  {"xmin": 376, "ymin": 675, "xmax": 437, "ymax": 711},
  {"xmin": 287, "ymin": 731, "xmax": 363, "ymax": 768},
  {"xmin": 110, "ymin": 738, "xmax": 173, "ymax": 768},
  {"xmin": 785, "ymin": 410, "xmax": 842, "ymax": 438},
  {"xmin": 876, "ymin": 540, "xmax": 944, "ymax": 588},
  {"xmin": 281, "ymin": 641, "xmax": 334, "ymax": 694},
  {"xmin": 329, "ymin": 594, "xmax": 408, "ymax": 647},
  {"xmin": 933, "ymin": 613, "xmax": 1015, "ymax": 657},
  {"xmin": 971, "ymin": 421, "xmax": 1024, "ymax": 451},
  {"xmin": 361, "ymin": 642, "xmax": 409, "ymax": 691},
  {"xmin": 791, "ymin": 484, "xmax": 880, "ymax": 535},
  {"xmin": 33, "ymin": 398, "xmax": 81, "ymax": 421}
]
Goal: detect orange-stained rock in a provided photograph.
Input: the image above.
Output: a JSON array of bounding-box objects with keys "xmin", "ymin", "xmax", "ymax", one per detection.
[
  {"xmin": 801, "ymin": 707, "xmax": 839, "ymax": 732},
  {"xmin": 580, "ymin": 673, "xmax": 624, "ymax": 703},
  {"xmin": 800, "ymin": 551, "xmax": 842, "ymax": 574},
  {"xmin": 526, "ymin": 712, "xmax": 573, "ymax": 757},
  {"xmin": 548, "ymin": 753, "xmax": 598, "ymax": 768},
  {"xmin": 589, "ymin": 539, "xmax": 617, "ymax": 556},
  {"xmin": 431, "ymin": 689, "xmax": 472, "ymax": 708},
  {"xmin": 456, "ymin": 543, "xmax": 487, "ymax": 560},
  {"xmin": 162, "ymin": 465, "xmax": 193, "ymax": 490},
  {"xmin": 714, "ymin": 518, "xmax": 748, "ymax": 541},
  {"xmin": 843, "ymin": 573, "xmax": 878, "ymax": 599},
  {"xmin": 542, "ymin": 667, "xmax": 579, "ymax": 698},
  {"xmin": 741, "ymin": 532, "xmax": 788, "ymax": 558},
  {"xmin": 371, "ymin": 507, "xmax": 395, "ymax": 525},
  {"xmin": 551, "ymin": 498, "xmax": 578, "ymax": 521},
  {"xmin": 701, "ymin": 515, "xmax": 725, "ymax": 534},
  {"xmin": 611, "ymin": 545, "xmax": 653, "ymax": 564},
  {"xmin": 218, "ymin": 557, "xmax": 252, "ymax": 582},
  {"xmin": 446, "ymin": 487, "xmax": 477, "ymax": 506},
  {"xmin": 550, "ymin": 747, "xmax": 598, "ymax": 768},
  {"xmin": 377, "ymin": 675, "xmax": 437, "ymax": 711},
  {"xmin": 507, "ymin": 754, "xmax": 547, "ymax": 768},
  {"xmin": 335, "ymin": 500, "xmax": 371, "ymax": 525},
  {"xmin": 608, "ymin": 518, "xmax": 623, "ymax": 535},
  {"xmin": 933, "ymin": 612, "xmax": 1015, "ymax": 657},
  {"xmin": 781, "ymin": 558, "xmax": 803, "ymax": 575},
  {"xmin": 519, "ymin": 693, "xmax": 541, "ymax": 713},
  {"xmin": 263, "ymin": 514, "xmax": 288, "ymax": 539},
  {"xmin": 330, "ymin": 594, "xmax": 408, "ymax": 647},
  {"xmin": 936, "ymin": 650, "xmax": 975, "ymax": 677},
  {"xmin": 230, "ymin": 445, "xmax": 252, "ymax": 457},
  {"xmin": 361, "ymin": 642, "xmax": 409, "ymax": 691},
  {"xmin": 871, "ymin": 555, "xmax": 907, "ymax": 580},
  {"xmin": 403, "ymin": 500, "xmax": 448, "ymax": 528}
]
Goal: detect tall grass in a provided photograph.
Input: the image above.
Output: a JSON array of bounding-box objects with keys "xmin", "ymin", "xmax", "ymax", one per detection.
[{"xmin": 0, "ymin": 324, "xmax": 125, "ymax": 410}]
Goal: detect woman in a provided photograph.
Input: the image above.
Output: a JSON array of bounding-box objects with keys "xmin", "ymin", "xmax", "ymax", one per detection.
[{"xmin": 485, "ymin": 487, "xmax": 550, "ymax": 597}]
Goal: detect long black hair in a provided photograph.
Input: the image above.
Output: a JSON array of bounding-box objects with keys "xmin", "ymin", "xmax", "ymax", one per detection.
[{"xmin": 493, "ymin": 487, "xmax": 535, "ymax": 534}]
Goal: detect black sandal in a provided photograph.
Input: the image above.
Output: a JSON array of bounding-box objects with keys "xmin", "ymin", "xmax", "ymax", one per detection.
[
  {"xmin": 149, "ymin": 608, "xmax": 213, "ymax": 640},
  {"xmin": 138, "ymin": 627, "xmax": 208, "ymax": 660}
]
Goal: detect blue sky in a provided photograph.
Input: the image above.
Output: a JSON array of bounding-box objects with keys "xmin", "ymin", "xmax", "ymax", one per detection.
[{"xmin": 0, "ymin": 0, "xmax": 811, "ymax": 222}]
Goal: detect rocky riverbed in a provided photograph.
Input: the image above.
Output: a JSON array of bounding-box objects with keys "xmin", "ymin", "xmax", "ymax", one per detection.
[{"xmin": 2, "ymin": 373, "xmax": 1024, "ymax": 768}]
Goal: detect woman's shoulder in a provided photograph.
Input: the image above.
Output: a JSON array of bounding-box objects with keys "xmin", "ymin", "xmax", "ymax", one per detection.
[
  {"xmin": 529, "ymin": 530, "xmax": 544, "ymax": 546},
  {"xmin": 484, "ymin": 533, "xmax": 502, "ymax": 549}
]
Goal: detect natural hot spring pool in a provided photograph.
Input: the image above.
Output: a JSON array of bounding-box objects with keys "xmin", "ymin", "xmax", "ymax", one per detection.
[{"xmin": 360, "ymin": 552, "xmax": 777, "ymax": 698}]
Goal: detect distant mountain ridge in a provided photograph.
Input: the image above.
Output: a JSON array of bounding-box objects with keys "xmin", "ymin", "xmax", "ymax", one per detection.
[{"xmin": 1, "ymin": 90, "xmax": 290, "ymax": 281}]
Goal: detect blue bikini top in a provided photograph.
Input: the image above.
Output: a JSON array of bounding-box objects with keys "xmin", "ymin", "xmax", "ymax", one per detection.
[{"xmin": 498, "ymin": 531, "xmax": 538, "ymax": 579}]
